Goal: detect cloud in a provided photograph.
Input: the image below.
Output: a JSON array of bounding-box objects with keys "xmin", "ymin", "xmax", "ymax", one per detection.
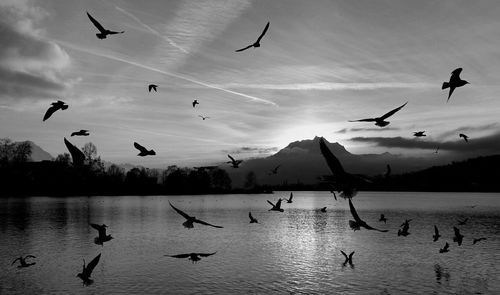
[
  {"xmin": 224, "ymin": 146, "xmax": 278, "ymax": 155},
  {"xmin": 209, "ymin": 82, "xmax": 433, "ymax": 91},
  {"xmin": 336, "ymin": 127, "xmax": 400, "ymax": 133},
  {"xmin": 438, "ymin": 123, "xmax": 499, "ymax": 138}
]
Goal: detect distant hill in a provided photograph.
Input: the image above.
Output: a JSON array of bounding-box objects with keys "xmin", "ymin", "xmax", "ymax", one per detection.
[{"xmin": 13, "ymin": 141, "xmax": 53, "ymax": 162}]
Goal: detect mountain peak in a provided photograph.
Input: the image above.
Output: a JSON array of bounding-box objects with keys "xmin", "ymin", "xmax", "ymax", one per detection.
[{"xmin": 280, "ymin": 136, "xmax": 350, "ymax": 156}]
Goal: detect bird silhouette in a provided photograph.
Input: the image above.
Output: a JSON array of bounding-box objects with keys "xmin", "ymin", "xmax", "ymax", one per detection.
[
  {"xmin": 379, "ymin": 214, "xmax": 387, "ymax": 223},
  {"xmin": 439, "ymin": 242, "xmax": 450, "ymax": 253},
  {"xmin": 268, "ymin": 164, "xmax": 281, "ymax": 175},
  {"xmin": 434, "ymin": 146, "xmax": 440, "ymax": 154},
  {"xmin": 192, "ymin": 100, "xmax": 199, "ymax": 107},
  {"xmin": 349, "ymin": 102, "xmax": 407, "ymax": 127},
  {"xmin": 459, "ymin": 133, "xmax": 469, "ymax": 142},
  {"xmin": 169, "ymin": 202, "xmax": 223, "ymax": 229},
  {"xmin": 340, "ymin": 250, "xmax": 354, "ymax": 266},
  {"xmin": 433, "ymin": 225, "xmax": 441, "ymax": 242},
  {"xmin": 166, "ymin": 252, "xmax": 216, "ymax": 263},
  {"xmin": 413, "ymin": 131, "xmax": 426, "ymax": 137},
  {"xmin": 320, "ymin": 207, "xmax": 327, "ymax": 212},
  {"xmin": 249, "ymin": 212, "xmax": 258, "ymax": 223},
  {"xmin": 267, "ymin": 198, "xmax": 284, "ymax": 212},
  {"xmin": 472, "ymin": 237, "xmax": 486, "ymax": 245},
  {"xmin": 457, "ymin": 218, "xmax": 468, "ymax": 225},
  {"xmin": 134, "ymin": 142, "xmax": 156, "ymax": 156},
  {"xmin": 43, "ymin": 100, "xmax": 68, "ymax": 121},
  {"xmin": 227, "ymin": 154, "xmax": 243, "ymax": 168},
  {"xmin": 398, "ymin": 220, "xmax": 410, "ymax": 236},
  {"xmin": 348, "ymin": 199, "xmax": 388, "ymax": 232},
  {"xmin": 71, "ymin": 130, "xmax": 90, "ymax": 137},
  {"xmin": 12, "ymin": 255, "xmax": 36, "ymax": 268},
  {"xmin": 283, "ymin": 192, "xmax": 293, "ymax": 203},
  {"xmin": 442, "ymin": 68, "xmax": 469, "ymax": 102},
  {"xmin": 90, "ymin": 224, "xmax": 113, "ymax": 246},
  {"xmin": 87, "ymin": 12, "xmax": 124, "ymax": 39},
  {"xmin": 148, "ymin": 84, "xmax": 158, "ymax": 92},
  {"xmin": 199, "ymin": 115, "xmax": 210, "ymax": 120},
  {"xmin": 235, "ymin": 22, "xmax": 270, "ymax": 52},
  {"xmin": 453, "ymin": 227, "xmax": 464, "ymax": 246},
  {"xmin": 64, "ymin": 138, "xmax": 85, "ymax": 166},
  {"xmin": 77, "ymin": 253, "xmax": 101, "ymax": 285}
]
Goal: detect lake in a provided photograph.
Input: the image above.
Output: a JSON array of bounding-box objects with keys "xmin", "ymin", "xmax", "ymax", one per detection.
[{"xmin": 1, "ymin": 192, "xmax": 499, "ymax": 294}]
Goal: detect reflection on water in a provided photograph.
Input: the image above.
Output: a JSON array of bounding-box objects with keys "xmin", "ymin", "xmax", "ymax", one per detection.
[{"xmin": 0, "ymin": 192, "xmax": 499, "ymax": 294}]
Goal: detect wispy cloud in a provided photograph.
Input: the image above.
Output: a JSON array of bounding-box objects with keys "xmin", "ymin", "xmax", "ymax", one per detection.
[
  {"xmin": 337, "ymin": 127, "xmax": 400, "ymax": 133},
  {"xmin": 224, "ymin": 146, "xmax": 278, "ymax": 155},
  {"xmin": 210, "ymin": 82, "xmax": 433, "ymax": 91}
]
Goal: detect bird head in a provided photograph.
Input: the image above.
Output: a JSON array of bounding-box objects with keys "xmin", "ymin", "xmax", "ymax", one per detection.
[{"xmin": 96, "ymin": 33, "xmax": 107, "ymax": 39}]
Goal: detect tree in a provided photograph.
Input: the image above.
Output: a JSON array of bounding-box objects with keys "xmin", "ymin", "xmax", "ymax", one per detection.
[
  {"xmin": 82, "ymin": 142, "xmax": 97, "ymax": 165},
  {"xmin": 12, "ymin": 142, "xmax": 32, "ymax": 163},
  {"xmin": 55, "ymin": 153, "xmax": 72, "ymax": 166},
  {"xmin": 244, "ymin": 171, "xmax": 258, "ymax": 189},
  {"xmin": 211, "ymin": 168, "xmax": 232, "ymax": 190}
]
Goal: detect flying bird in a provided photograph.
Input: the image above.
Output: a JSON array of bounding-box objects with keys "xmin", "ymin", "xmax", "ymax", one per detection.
[
  {"xmin": 71, "ymin": 130, "xmax": 90, "ymax": 137},
  {"xmin": 349, "ymin": 102, "xmax": 407, "ymax": 127},
  {"xmin": 453, "ymin": 227, "xmax": 464, "ymax": 246},
  {"xmin": 439, "ymin": 242, "xmax": 450, "ymax": 253},
  {"xmin": 400, "ymin": 219, "xmax": 412, "ymax": 227},
  {"xmin": 267, "ymin": 198, "xmax": 284, "ymax": 212},
  {"xmin": 249, "ymin": 212, "xmax": 258, "ymax": 223},
  {"xmin": 134, "ymin": 142, "xmax": 156, "ymax": 157},
  {"xmin": 192, "ymin": 100, "xmax": 199, "ymax": 108},
  {"xmin": 442, "ymin": 68, "xmax": 469, "ymax": 102},
  {"xmin": 166, "ymin": 252, "xmax": 216, "ymax": 263},
  {"xmin": 227, "ymin": 154, "xmax": 243, "ymax": 168},
  {"xmin": 235, "ymin": 22, "xmax": 270, "ymax": 52},
  {"xmin": 348, "ymin": 199, "xmax": 388, "ymax": 232},
  {"xmin": 148, "ymin": 84, "xmax": 158, "ymax": 92},
  {"xmin": 90, "ymin": 223, "xmax": 113, "ymax": 246},
  {"xmin": 457, "ymin": 218, "xmax": 468, "ymax": 225},
  {"xmin": 340, "ymin": 250, "xmax": 354, "ymax": 266},
  {"xmin": 64, "ymin": 138, "xmax": 85, "ymax": 166},
  {"xmin": 320, "ymin": 207, "xmax": 327, "ymax": 213},
  {"xmin": 473, "ymin": 237, "xmax": 486, "ymax": 245},
  {"xmin": 433, "ymin": 225, "xmax": 441, "ymax": 242},
  {"xmin": 283, "ymin": 192, "xmax": 293, "ymax": 203},
  {"xmin": 379, "ymin": 214, "xmax": 387, "ymax": 224},
  {"xmin": 77, "ymin": 253, "xmax": 101, "ymax": 285},
  {"xmin": 434, "ymin": 146, "xmax": 440, "ymax": 154},
  {"xmin": 268, "ymin": 164, "xmax": 281, "ymax": 175},
  {"xmin": 199, "ymin": 115, "xmax": 210, "ymax": 120},
  {"xmin": 87, "ymin": 12, "xmax": 124, "ymax": 39},
  {"xmin": 12, "ymin": 255, "xmax": 36, "ymax": 268},
  {"xmin": 459, "ymin": 133, "xmax": 469, "ymax": 142},
  {"xmin": 43, "ymin": 100, "xmax": 68, "ymax": 121},
  {"xmin": 398, "ymin": 220, "xmax": 410, "ymax": 236},
  {"xmin": 413, "ymin": 131, "xmax": 426, "ymax": 137},
  {"xmin": 169, "ymin": 202, "xmax": 223, "ymax": 229}
]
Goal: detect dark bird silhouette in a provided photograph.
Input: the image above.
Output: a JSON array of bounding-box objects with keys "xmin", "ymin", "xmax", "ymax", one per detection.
[
  {"xmin": 340, "ymin": 250, "xmax": 354, "ymax": 266},
  {"xmin": 349, "ymin": 101, "xmax": 407, "ymax": 127},
  {"xmin": 439, "ymin": 242, "xmax": 450, "ymax": 253},
  {"xmin": 235, "ymin": 22, "xmax": 270, "ymax": 52},
  {"xmin": 433, "ymin": 225, "xmax": 441, "ymax": 242},
  {"xmin": 398, "ymin": 219, "xmax": 411, "ymax": 237},
  {"xmin": 12, "ymin": 255, "xmax": 36, "ymax": 268},
  {"xmin": 330, "ymin": 187, "xmax": 338, "ymax": 200},
  {"xmin": 379, "ymin": 214, "xmax": 387, "ymax": 224},
  {"xmin": 199, "ymin": 115, "xmax": 210, "ymax": 120},
  {"xmin": 453, "ymin": 227, "xmax": 464, "ymax": 246},
  {"xmin": 348, "ymin": 199, "xmax": 388, "ymax": 232},
  {"xmin": 90, "ymin": 223, "xmax": 113, "ymax": 246},
  {"xmin": 459, "ymin": 133, "xmax": 469, "ymax": 142},
  {"xmin": 457, "ymin": 218, "xmax": 468, "ymax": 225},
  {"xmin": 473, "ymin": 237, "xmax": 486, "ymax": 245},
  {"xmin": 384, "ymin": 164, "xmax": 391, "ymax": 179},
  {"xmin": 267, "ymin": 198, "xmax": 284, "ymax": 212},
  {"xmin": 434, "ymin": 146, "xmax": 440, "ymax": 154},
  {"xmin": 283, "ymin": 192, "xmax": 293, "ymax": 203},
  {"xmin": 43, "ymin": 100, "xmax": 68, "ymax": 121},
  {"xmin": 148, "ymin": 84, "xmax": 158, "ymax": 92},
  {"xmin": 320, "ymin": 207, "xmax": 327, "ymax": 212},
  {"xmin": 169, "ymin": 202, "xmax": 223, "ymax": 229},
  {"xmin": 87, "ymin": 12, "xmax": 124, "ymax": 39},
  {"xmin": 192, "ymin": 100, "xmax": 199, "ymax": 107},
  {"xmin": 64, "ymin": 138, "xmax": 85, "ymax": 166},
  {"xmin": 71, "ymin": 129, "xmax": 90, "ymax": 137},
  {"xmin": 400, "ymin": 219, "xmax": 413, "ymax": 227},
  {"xmin": 166, "ymin": 252, "xmax": 216, "ymax": 263},
  {"xmin": 413, "ymin": 131, "xmax": 426, "ymax": 137},
  {"xmin": 249, "ymin": 212, "xmax": 258, "ymax": 223},
  {"xmin": 442, "ymin": 68, "xmax": 469, "ymax": 102},
  {"xmin": 134, "ymin": 142, "xmax": 156, "ymax": 157},
  {"xmin": 268, "ymin": 164, "xmax": 281, "ymax": 175},
  {"xmin": 77, "ymin": 253, "xmax": 101, "ymax": 285},
  {"xmin": 227, "ymin": 154, "xmax": 243, "ymax": 168}
]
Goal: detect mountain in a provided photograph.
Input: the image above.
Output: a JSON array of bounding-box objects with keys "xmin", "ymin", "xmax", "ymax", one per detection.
[{"xmin": 13, "ymin": 141, "xmax": 54, "ymax": 161}]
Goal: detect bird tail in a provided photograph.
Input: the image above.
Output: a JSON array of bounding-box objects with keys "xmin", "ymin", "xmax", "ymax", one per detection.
[{"xmin": 442, "ymin": 82, "xmax": 449, "ymax": 89}]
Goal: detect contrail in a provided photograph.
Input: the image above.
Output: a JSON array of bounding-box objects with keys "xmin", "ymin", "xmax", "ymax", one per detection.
[
  {"xmin": 56, "ymin": 41, "xmax": 277, "ymax": 106},
  {"xmin": 115, "ymin": 6, "xmax": 189, "ymax": 54}
]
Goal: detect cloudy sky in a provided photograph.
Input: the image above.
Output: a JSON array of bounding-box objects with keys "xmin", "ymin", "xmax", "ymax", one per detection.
[{"xmin": 1, "ymin": 0, "xmax": 500, "ymax": 167}]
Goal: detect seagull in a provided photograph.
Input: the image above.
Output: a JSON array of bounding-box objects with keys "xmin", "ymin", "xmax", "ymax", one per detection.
[
  {"xmin": 400, "ymin": 219, "xmax": 413, "ymax": 227},
  {"xmin": 90, "ymin": 223, "xmax": 113, "ymax": 246},
  {"xmin": 268, "ymin": 164, "xmax": 281, "ymax": 175},
  {"xmin": 199, "ymin": 115, "xmax": 210, "ymax": 120},
  {"xmin": 71, "ymin": 130, "xmax": 90, "ymax": 137},
  {"xmin": 349, "ymin": 102, "xmax": 408, "ymax": 127},
  {"xmin": 320, "ymin": 207, "xmax": 327, "ymax": 212},
  {"xmin": 77, "ymin": 253, "xmax": 101, "ymax": 285},
  {"xmin": 442, "ymin": 68, "xmax": 469, "ymax": 102},
  {"xmin": 166, "ymin": 252, "xmax": 216, "ymax": 263},
  {"xmin": 453, "ymin": 227, "xmax": 464, "ymax": 246},
  {"xmin": 379, "ymin": 214, "xmax": 387, "ymax": 224},
  {"xmin": 413, "ymin": 131, "xmax": 426, "ymax": 137},
  {"xmin": 87, "ymin": 12, "xmax": 124, "ymax": 39},
  {"xmin": 227, "ymin": 154, "xmax": 243, "ymax": 168},
  {"xmin": 459, "ymin": 133, "xmax": 469, "ymax": 142},
  {"xmin": 43, "ymin": 100, "xmax": 68, "ymax": 121},
  {"xmin": 340, "ymin": 250, "xmax": 354, "ymax": 266},
  {"xmin": 433, "ymin": 225, "xmax": 441, "ymax": 242},
  {"xmin": 12, "ymin": 255, "xmax": 36, "ymax": 268},
  {"xmin": 267, "ymin": 198, "xmax": 284, "ymax": 212},
  {"xmin": 384, "ymin": 164, "xmax": 391, "ymax": 179},
  {"xmin": 192, "ymin": 100, "xmax": 199, "ymax": 108},
  {"xmin": 148, "ymin": 84, "xmax": 158, "ymax": 92},
  {"xmin": 434, "ymin": 146, "xmax": 440, "ymax": 154},
  {"xmin": 472, "ymin": 237, "xmax": 487, "ymax": 245},
  {"xmin": 249, "ymin": 212, "xmax": 258, "ymax": 223},
  {"xmin": 169, "ymin": 202, "xmax": 223, "ymax": 229},
  {"xmin": 398, "ymin": 220, "xmax": 410, "ymax": 236},
  {"xmin": 283, "ymin": 192, "xmax": 293, "ymax": 203},
  {"xmin": 457, "ymin": 218, "xmax": 468, "ymax": 225},
  {"xmin": 348, "ymin": 199, "xmax": 388, "ymax": 232},
  {"xmin": 64, "ymin": 138, "xmax": 85, "ymax": 166},
  {"xmin": 439, "ymin": 242, "xmax": 450, "ymax": 253},
  {"xmin": 235, "ymin": 22, "xmax": 270, "ymax": 52},
  {"xmin": 134, "ymin": 142, "xmax": 156, "ymax": 157}
]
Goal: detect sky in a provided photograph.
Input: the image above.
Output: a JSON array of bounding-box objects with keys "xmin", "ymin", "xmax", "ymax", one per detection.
[{"xmin": 1, "ymin": 0, "xmax": 500, "ymax": 167}]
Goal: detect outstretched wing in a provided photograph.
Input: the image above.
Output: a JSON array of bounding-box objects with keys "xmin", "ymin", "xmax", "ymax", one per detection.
[
  {"xmin": 249, "ymin": 212, "xmax": 254, "ymax": 220},
  {"xmin": 348, "ymin": 199, "xmax": 362, "ymax": 223},
  {"xmin": 340, "ymin": 250, "xmax": 348, "ymax": 259},
  {"xmin": 169, "ymin": 202, "xmax": 192, "ymax": 220},
  {"xmin": 434, "ymin": 225, "xmax": 439, "ymax": 235},
  {"xmin": 235, "ymin": 44, "xmax": 253, "ymax": 52},
  {"xmin": 380, "ymin": 102, "xmax": 408, "ymax": 120},
  {"xmin": 84, "ymin": 253, "xmax": 101, "ymax": 277},
  {"xmin": 198, "ymin": 252, "xmax": 217, "ymax": 257},
  {"xmin": 106, "ymin": 30, "xmax": 124, "ymax": 35},
  {"xmin": 64, "ymin": 138, "xmax": 85, "ymax": 166},
  {"xmin": 86, "ymin": 12, "xmax": 106, "ymax": 33},
  {"xmin": 90, "ymin": 224, "xmax": 106, "ymax": 236},
  {"xmin": 451, "ymin": 68, "xmax": 463, "ymax": 80},
  {"xmin": 168, "ymin": 253, "xmax": 190, "ymax": 258},
  {"xmin": 275, "ymin": 198, "xmax": 282, "ymax": 209},
  {"xmin": 453, "ymin": 227, "xmax": 461, "ymax": 236},
  {"xmin": 256, "ymin": 22, "xmax": 270, "ymax": 43},
  {"xmin": 25, "ymin": 255, "xmax": 36, "ymax": 259},
  {"xmin": 319, "ymin": 137, "xmax": 346, "ymax": 175},
  {"xmin": 289, "ymin": 192, "xmax": 293, "ymax": 202},
  {"xmin": 444, "ymin": 242, "xmax": 449, "ymax": 250},
  {"xmin": 134, "ymin": 142, "xmax": 148, "ymax": 153},
  {"xmin": 349, "ymin": 252, "xmax": 355, "ymax": 260},
  {"xmin": 11, "ymin": 257, "xmax": 20, "ymax": 265},
  {"xmin": 43, "ymin": 105, "xmax": 58, "ymax": 121},
  {"xmin": 194, "ymin": 218, "xmax": 223, "ymax": 228},
  {"xmin": 348, "ymin": 118, "xmax": 376, "ymax": 122},
  {"xmin": 227, "ymin": 154, "xmax": 236, "ymax": 162},
  {"xmin": 363, "ymin": 223, "xmax": 389, "ymax": 232},
  {"xmin": 267, "ymin": 200, "xmax": 275, "ymax": 207}
]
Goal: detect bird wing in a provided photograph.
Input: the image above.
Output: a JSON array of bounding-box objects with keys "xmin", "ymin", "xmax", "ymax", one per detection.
[
  {"xmin": 267, "ymin": 200, "xmax": 275, "ymax": 207},
  {"xmin": 169, "ymin": 202, "xmax": 192, "ymax": 220},
  {"xmin": 256, "ymin": 22, "xmax": 270, "ymax": 43},
  {"xmin": 380, "ymin": 102, "xmax": 408, "ymax": 120},
  {"xmin": 235, "ymin": 44, "xmax": 253, "ymax": 52},
  {"xmin": 453, "ymin": 227, "xmax": 461, "ymax": 235},
  {"xmin": 289, "ymin": 192, "xmax": 293, "ymax": 201},
  {"xmin": 134, "ymin": 142, "xmax": 148, "ymax": 153},
  {"xmin": 106, "ymin": 30, "xmax": 124, "ymax": 35},
  {"xmin": 43, "ymin": 105, "xmax": 58, "ymax": 121},
  {"xmin": 148, "ymin": 85, "xmax": 154, "ymax": 92},
  {"xmin": 168, "ymin": 253, "xmax": 190, "ymax": 258},
  {"xmin": 227, "ymin": 154, "xmax": 236, "ymax": 162},
  {"xmin": 11, "ymin": 258, "xmax": 20, "ymax": 265},
  {"xmin": 84, "ymin": 253, "xmax": 101, "ymax": 277},
  {"xmin": 86, "ymin": 12, "xmax": 106, "ymax": 33},
  {"xmin": 319, "ymin": 137, "xmax": 346, "ymax": 175},
  {"xmin": 64, "ymin": 138, "xmax": 85, "ymax": 166},
  {"xmin": 90, "ymin": 224, "xmax": 106, "ymax": 236},
  {"xmin": 249, "ymin": 212, "xmax": 254, "ymax": 220},
  {"xmin": 194, "ymin": 218, "xmax": 223, "ymax": 228},
  {"xmin": 363, "ymin": 223, "xmax": 389, "ymax": 232},
  {"xmin": 434, "ymin": 225, "xmax": 439, "ymax": 235},
  {"xmin": 348, "ymin": 199, "xmax": 363, "ymax": 223},
  {"xmin": 451, "ymin": 68, "xmax": 463, "ymax": 79},
  {"xmin": 275, "ymin": 198, "xmax": 282, "ymax": 209},
  {"xmin": 25, "ymin": 255, "xmax": 36, "ymax": 259},
  {"xmin": 348, "ymin": 118, "xmax": 377, "ymax": 122},
  {"xmin": 349, "ymin": 252, "xmax": 355, "ymax": 260},
  {"xmin": 340, "ymin": 250, "xmax": 348, "ymax": 259},
  {"xmin": 198, "ymin": 252, "xmax": 217, "ymax": 257},
  {"xmin": 444, "ymin": 242, "xmax": 449, "ymax": 250}
]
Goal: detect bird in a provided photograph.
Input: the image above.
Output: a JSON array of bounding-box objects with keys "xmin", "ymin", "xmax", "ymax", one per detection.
[
  {"xmin": 434, "ymin": 146, "xmax": 440, "ymax": 154},
  {"xmin": 400, "ymin": 219, "xmax": 413, "ymax": 227},
  {"xmin": 340, "ymin": 250, "xmax": 354, "ymax": 266},
  {"xmin": 192, "ymin": 100, "xmax": 199, "ymax": 108},
  {"xmin": 71, "ymin": 130, "xmax": 90, "ymax": 137},
  {"xmin": 379, "ymin": 214, "xmax": 387, "ymax": 223},
  {"xmin": 267, "ymin": 198, "xmax": 284, "ymax": 212},
  {"xmin": 169, "ymin": 202, "xmax": 223, "ymax": 229},
  {"xmin": 453, "ymin": 227, "xmax": 464, "ymax": 246},
  {"xmin": 90, "ymin": 223, "xmax": 113, "ymax": 246},
  {"xmin": 64, "ymin": 138, "xmax": 85, "ymax": 166},
  {"xmin": 320, "ymin": 207, "xmax": 327, "ymax": 212},
  {"xmin": 148, "ymin": 84, "xmax": 158, "ymax": 92},
  {"xmin": 459, "ymin": 133, "xmax": 469, "ymax": 142},
  {"xmin": 442, "ymin": 68, "xmax": 469, "ymax": 102},
  {"xmin": 87, "ymin": 12, "xmax": 124, "ymax": 39},
  {"xmin": 413, "ymin": 131, "xmax": 426, "ymax": 137},
  {"xmin": 433, "ymin": 225, "xmax": 441, "ymax": 242},
  {"xmin": 439, "ymin": 242, "xmax": 450, "ymax": 253},
  {"xmin": 249, "ymin": 212, "xmax": 258, "ymax": 223},
  {"xmin": 11, "ymin": 255, "xmax": 36, "ymax": 268},
  {"xmin": 235, "ymin": 22, "xmax": 270, "ymax": 52},
  {"xmin": 384, "ymin": 164, "xmax": 391, "ymax": 179},
  {"xmin": 166, "ymin": 252, "xmax": 216, "ymax": 263},
  {"xmin": 398, "ymin": 219, "xmax": 411, "ymax": 236},
  {"xmin": 134, "ymin": 142, "xmax": 156, "ymax": 157},
  {"xmin": 283, "ymin": 192, "xmax": 293, "ymax": 203},
  {"xmin": 348, "ymin": 199, "xmax": 388, "ymax": 232},
  {"xmin": 76, "ymin": 253, "xmax": 101, "ymax": 285},
  {"xmin": 268, "ymin": 164, "xmax": 281, "ymax": 175},
  {"xmin": 457, "ymin": 218, "xmax": 468, "ymax": 225},
  {"xmin": 227, "ymin": 154, "xmax": 243, "ymax": 168},
  {"xmin": 199, "ymin": 115, "xmax": 210, "ymax": 120},
  {"xmin": 349, "ymin": 101, "xmax": 408, "ymax": 127},
  {"xmin": 473, "ymin": 237, "xmax": 487, "ymax": 245},
  {"xmin": 43, "ymin": 100, "xmax": 68, "ymax": 121}
]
